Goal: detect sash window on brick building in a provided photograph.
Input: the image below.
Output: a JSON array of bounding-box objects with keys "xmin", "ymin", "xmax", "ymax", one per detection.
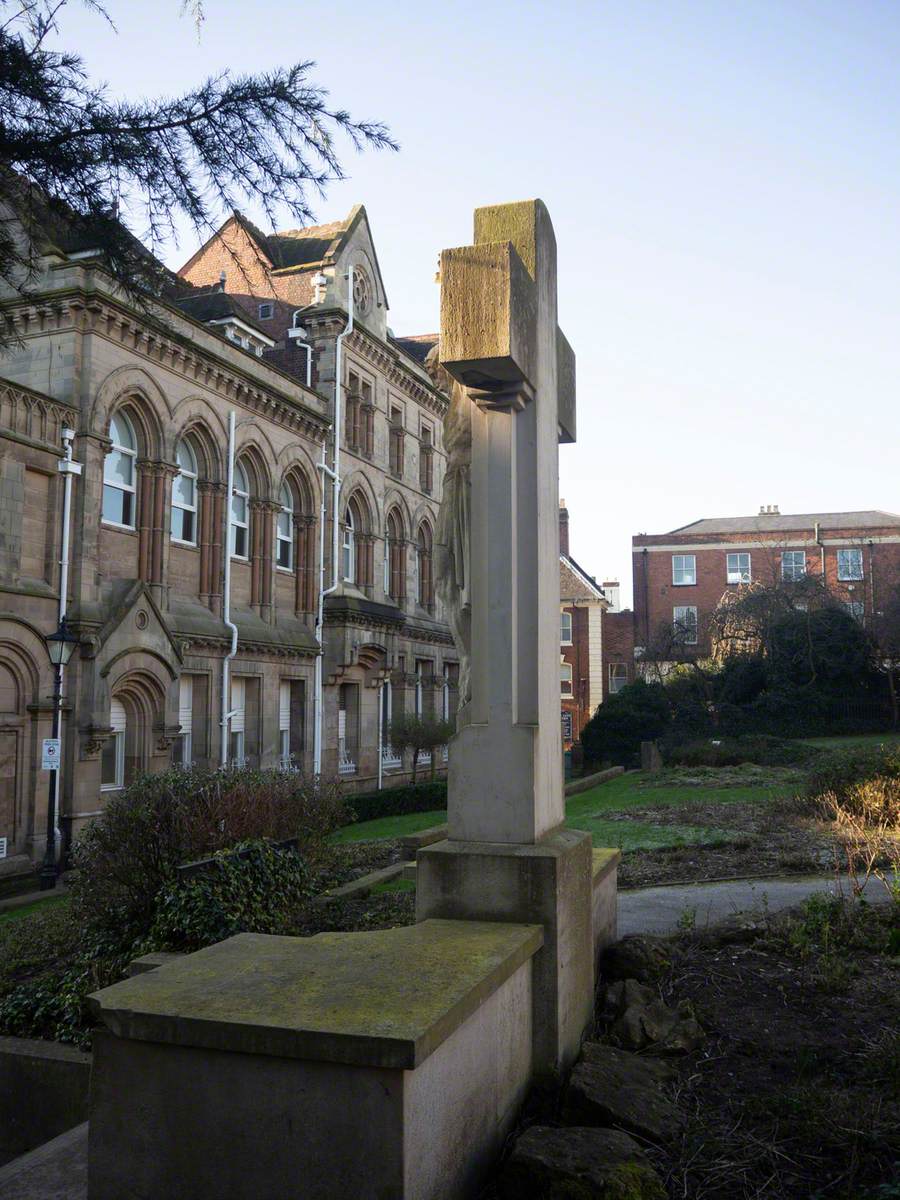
[
  {"xmin": 781, "ymin": 550, "xmax": 806, "ymax": 581},
  {"xmin": 673, "ymin": 605, "xmax": 698, "ymax": 644},
  {"xmin": 672, "ymin": 554, "xmax": 696, "ymax": 586},
  {"xmin": 837, "ymin": 548, "xmax": 864, "ymax": 581}
]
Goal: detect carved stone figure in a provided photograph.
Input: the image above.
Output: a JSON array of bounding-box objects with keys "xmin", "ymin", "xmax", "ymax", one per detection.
[{"xmin": 426, "ymin": 344, "xmax": 472, "ymax": 714}]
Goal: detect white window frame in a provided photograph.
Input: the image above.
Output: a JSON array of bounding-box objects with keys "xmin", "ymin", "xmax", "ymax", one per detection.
[
  {"xmin": 609, "ymin": 663, "xmax": 628, "ymax": 694},
  {"xmin": 560, "ymin": 660, "xmax": 573, "ymax": 695},
  {"xmin": 231, "ymin": 463, "xmax": 250, "ymax": 560},
  {"xmin": 101, "ymin": 698, "xmax": 127, "ymax": 790},
  {"xmin": 171, "ymin": 439, "xmax": 198, "ymax": 546},
  {"xmin": 781, "ymin": 550, "xmax": 806, "ymax": 582},
  {"xmin": 174, "ymin": 675, "xmax": 193, "ymax": 766},
  {"xmin": 102, "ymin": 411, "xmax": 137, "ymax": 529},
  {"xmin": 415, "ymin": 662, "xmax": 424, "ymax": 718},
  {"xmin": 279, "ymin": 680, "xmax": 292, "ymax": 768},
  {"xmin": 442, "ymin": 665, "xmax": 450, "ymax": 721},
  {"xmin": 837, "ymin": 548, "xmax": 863, "ymax": 582},
  {"xmin": 845, "ymin": 599, "xmax": 865, "ymax": 622},
  {"xmin": 229, "ymin": 676, "xmax": 246, "ymax": 766},
  {"xmin": 673, "ymin": 605, "xmax": 699, "ymax": 645},
  {"xmin": 276, "ymin": 484, "xmax": 294, "ymax": 571},
  {"xmin": 726, "ymin": 551, "xmax": 751, "ymax": 585},
  {"xmin": 560, "ymin": 610, "xmax": 573, "ymax": 645},
  {"xmin": 342, "ymin": 506, "xmax": 355, "ymax": 582},
  {"xmin": 672, "ymin": 554, "xmax": 696, "ymax": 586}
]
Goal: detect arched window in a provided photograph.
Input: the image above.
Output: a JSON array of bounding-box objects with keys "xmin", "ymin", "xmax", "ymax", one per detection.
[
  {"xmin": 342, "ymin": 504, "xmax": 355, "ymax": 583},
  {"xmin": 103, "ymin": 411, "xmax": 137, "ymax": 527},
  {"xmin": 171, "ymin": 439, "xmax": 198, "ymax": 544},
  {"xmin": 231, "ymin": 462, "xmax": 249, "ymax": 559},
  {"xmin": 417, "ymin": 522, "xmax": 433, "ymax": 609},
  {"xmin": 276, "ymin": 484, "xmax": 294, "ymax": 570}
]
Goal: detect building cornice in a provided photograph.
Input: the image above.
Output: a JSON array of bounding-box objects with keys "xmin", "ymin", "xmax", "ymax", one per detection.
[
  {"xmin": 2, "ymin": 286, "xmax": 330, "ymax": 444},
  {"xmin": 633, "ymin": 535, "xmax": 900, "ymax": 553},
  {"xmin": 0, "ymin": 377, "xmax": 79, "ymax": 452}
]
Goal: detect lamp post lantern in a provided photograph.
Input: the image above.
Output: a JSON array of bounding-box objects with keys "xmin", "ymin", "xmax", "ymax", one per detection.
[{"xmin": 40, "ymin": 618, "xmax": 78, "ymax": 890}]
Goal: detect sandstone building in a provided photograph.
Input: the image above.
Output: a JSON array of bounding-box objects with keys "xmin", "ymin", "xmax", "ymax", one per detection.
[{"xmin": 0, "ymin": 200, "xmax": 455, "ymax": 888}]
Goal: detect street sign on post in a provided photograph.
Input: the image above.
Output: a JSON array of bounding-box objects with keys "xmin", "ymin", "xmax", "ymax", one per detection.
[{"xmin": 41, "ymin": 738, "xmax": 61, "ymax": 771}]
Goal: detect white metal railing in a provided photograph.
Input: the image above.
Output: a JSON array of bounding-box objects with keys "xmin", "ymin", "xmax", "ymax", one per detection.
[
  {"xmin": 381, "ymin": 744, "xmax": 402, "ymax": 770},
  {"xmin": 338, "ymin": 744, "xmax": 356, "ymax": 775},
  {"xmin": 418, "ymin": 750, "xmax": 432, "ymax": 767},
  {"xmin": 442, "ymin": 745, "xmax": 448, "ymax": 763}
]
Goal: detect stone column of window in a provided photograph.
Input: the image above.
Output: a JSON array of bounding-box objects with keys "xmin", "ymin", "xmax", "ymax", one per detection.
[
  {"xmin": 258, "ymin": 501, "xmax": 279, "ymax": 618},
  {"xmin": 293, "ymin": 514, "xmax": 315, "ymax": 616},
  {"xmin": 249, "ymin": 500, "xmax": 264, "ymax": 608},
  {"xmin": 197, "ymin": 481, "xmax": 216, "ymax": 604},
  {"xmin": 357, "ymin": 534, "xmax": 374, "ymax": 592},
  {"xmin": 206, "ymin": 484, "xmax": 226, "ymax": 614},
  {"xmin": 152, "ymin": 463, "xmax": 178, "ymax": 593},
  {"xmin": 362, "ymin": 405, "xmax": 375, "ymax": 458},
  {"xmin": 136, "ymin": 460, "xmax": 155, "ymax": 583}
]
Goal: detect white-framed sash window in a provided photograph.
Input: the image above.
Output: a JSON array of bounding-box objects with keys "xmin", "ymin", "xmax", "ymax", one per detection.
[
  {"xmin": 171, "ymin": 440, "xmax": 198, "ymax": 544},
  {"xmin": 560, "ymin": 661, "xmax": 573, "ymax": 695},
  {"xmin": 673, "ymin": 605, "xmax": 699, "ymax": 644},
  {"xmin": 173, "ymin": 675, "xmax": 193, "ymax": 766},
  {"xmin": 837, "ymin": 548, "xmax": 863, "ymax": 581},
  {"xmin": 231, "ymin": 463, "xmax": 249, "ymax": 559},
  {"xmin": 560, "ymin": 610, "xmax": 573, "ymax": 645},
  {"xmin": 726, "ymin": 552, "xmax": 751, "ymax": 584},
  {"xmin": 229, "ymin": 676, "xmax": 246, "ymax": 765},
  {"xmin": 672, "ymin": 554, "xmax": 696, "ymax": 586},
  {"xmin": 781, "ymin": 551, "xmax": 806, "ymax": 581},
  {"xmin": 101, "ymin": 698, "xmax": 126, "ymax": 789},
  {"xmin": 103, "ymin": 412, "xmax": 137, "ymax": 528},
  {"xmin": 276, "ymin": 485, "xmax": 294, "ymax": 570},
  {"xmin": 342, "ymin": 506, "xmax": 355, "ymax": 582}
]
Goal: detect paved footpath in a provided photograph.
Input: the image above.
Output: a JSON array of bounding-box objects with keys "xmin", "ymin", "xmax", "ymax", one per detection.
[{"xmin": 618, "ymin": 872, "xmax": 891, "ymax": 938}]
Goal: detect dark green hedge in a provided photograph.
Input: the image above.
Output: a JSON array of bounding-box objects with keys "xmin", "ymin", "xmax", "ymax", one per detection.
[{"xmin": 348, "ymin": 780, "xmax": 448, "ymax": 824}]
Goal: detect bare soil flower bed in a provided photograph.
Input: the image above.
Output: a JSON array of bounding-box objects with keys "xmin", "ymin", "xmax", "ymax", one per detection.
[
  {"xmin": 651, "ymin": 899, "xmax": 900, "ymax": 1199},
  {"xmin": 618, "ymin": 795, "xmax": 832, "ymax": 888}
]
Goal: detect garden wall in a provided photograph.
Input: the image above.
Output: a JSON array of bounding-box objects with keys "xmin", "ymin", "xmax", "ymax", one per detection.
[{"xmin": 0, "ymin": 1035, "xmax": 91, "ymax": 1165}]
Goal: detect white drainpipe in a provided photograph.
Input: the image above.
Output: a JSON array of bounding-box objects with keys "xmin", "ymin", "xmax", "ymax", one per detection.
[
  {"xmin": 377, "ymin": 679, "xmax": 384, "ymax": 791},
  {"xmin": 313, "ymin": 267, "xmax": 355, "ymax": 774},
  {"xmin": 56, "ymin": 427, "xmax": 81, "ymax": 840},
  {"xmin": 220, "ymin": 411, "xmax": 239, "ymax": 766}
]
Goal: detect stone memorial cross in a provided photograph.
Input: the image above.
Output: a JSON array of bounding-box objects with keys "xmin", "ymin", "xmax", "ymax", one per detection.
[{"xmin": 439, "ymin": 199, "xmax": 575, "ymax": 845}]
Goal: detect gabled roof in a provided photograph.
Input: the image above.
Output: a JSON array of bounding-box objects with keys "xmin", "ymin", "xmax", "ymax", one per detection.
[
  {"xmin": 173, "ymin": 289, "xmax": 271, "ymax": 336},
  {"xmin": 666, "ymin": 510, "xmax": 900, "ymax": 536},
  {"xmin": 391, "ymin": 333, "xmax": 439, "ymax": 366},
  {"xmin": 560, "ymin": 554, "xmax": 607, "ymax": 603}
]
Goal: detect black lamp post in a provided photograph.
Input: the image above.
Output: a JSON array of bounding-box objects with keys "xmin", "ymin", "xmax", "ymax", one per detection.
[{"xmin": 40, "ymin": 618, "xmax": 79, "ymax": 890}]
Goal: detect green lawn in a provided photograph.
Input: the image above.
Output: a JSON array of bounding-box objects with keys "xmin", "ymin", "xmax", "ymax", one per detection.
[
  {"xmin": 0, "ymin": 894, "xmax": 69, "ymax": 924},
  {"xmin": 799, "ymin": 732, "xmax": 900, "ymax": 750},
  {"xmin": 332, "ymin": 770, "xmax": 785, "ymax": 852}
]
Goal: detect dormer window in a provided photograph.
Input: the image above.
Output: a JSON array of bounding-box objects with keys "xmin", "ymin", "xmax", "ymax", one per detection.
[{"xmin": 258, "ymin": 302, "xmax": 273, "ymax": 320}]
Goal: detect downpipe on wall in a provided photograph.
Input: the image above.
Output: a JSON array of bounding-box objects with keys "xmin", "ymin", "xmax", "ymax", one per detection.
[
  {"xmin": 220, "ymin": 410, "xmax": 239, "ymax": 767},
  {"xmin": 313, "ymin": 267, "xmax": 356, "ymax": 775}
]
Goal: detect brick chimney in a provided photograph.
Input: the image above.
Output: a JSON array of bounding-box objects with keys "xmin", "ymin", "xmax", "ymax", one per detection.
[{"xmin": 559, "ymin": 499, "xmax": 569, "ymax": 556}]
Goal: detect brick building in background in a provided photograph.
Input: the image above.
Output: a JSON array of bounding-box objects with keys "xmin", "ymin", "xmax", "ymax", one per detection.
[
  {"xmin": 632, "ymin": 506, "xmax": 900, "ymax": 659},
  {"xmin": 559, "ymin": 502, "xmax": 609, "ymax": 749}
]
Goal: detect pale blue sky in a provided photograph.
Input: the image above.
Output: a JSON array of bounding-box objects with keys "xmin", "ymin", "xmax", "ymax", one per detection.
[{"xmin": 61, "ymin": 1, "xmax": 900, "ymax": 603}]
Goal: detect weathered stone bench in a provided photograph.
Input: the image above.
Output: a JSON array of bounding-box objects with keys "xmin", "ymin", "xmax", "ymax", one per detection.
[{"xmin": 88, "ymin": 920, "xmax": 543, "ymax": 1199}]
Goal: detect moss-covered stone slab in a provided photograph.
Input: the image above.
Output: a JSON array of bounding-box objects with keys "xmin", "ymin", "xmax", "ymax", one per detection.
[
  {"xmin": 88, "ymin": 919, "xmax": 542, "ymax": 1070},
  {"xmin": 499, "ymin": 1125, "xmax": 666, "ymax": 1199}
]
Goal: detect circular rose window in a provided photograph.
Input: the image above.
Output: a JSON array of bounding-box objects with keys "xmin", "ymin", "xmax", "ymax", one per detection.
[{"xmin": 352, "ymin": 267, "xmax": 371, "ymax": 316}]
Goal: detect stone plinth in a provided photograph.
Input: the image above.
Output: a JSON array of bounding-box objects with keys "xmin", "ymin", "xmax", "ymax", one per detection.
[
  {"xmin": 416, "ymin": 828, "xmax": 593, "ymax": 1078},
  {"xmin": 87, "ymin": 921, "xmax": 542, "ymax": 1200}
]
